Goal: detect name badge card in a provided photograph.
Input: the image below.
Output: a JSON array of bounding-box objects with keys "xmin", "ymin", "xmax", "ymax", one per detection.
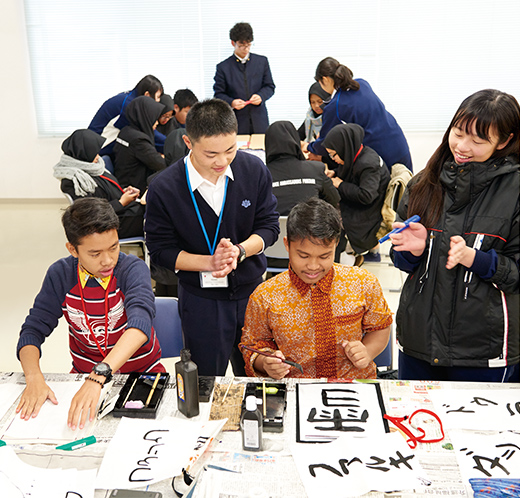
[{"xmin": 200, "ymin": 272, "xmax": 229, "ymax": 288}]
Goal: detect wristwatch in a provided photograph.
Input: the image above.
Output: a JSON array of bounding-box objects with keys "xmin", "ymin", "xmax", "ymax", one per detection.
[
  {"xmin": 91, "ymin": 362, "xmax": 113, "ymax": 383},
  {"xmin": 236, "ymin": 244, "xmax": 246, "ymax": 264}
]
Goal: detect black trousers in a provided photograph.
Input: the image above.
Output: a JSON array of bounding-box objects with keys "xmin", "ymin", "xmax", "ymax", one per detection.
[{"xmin": 178, "ymin": 283, "xmax": 248, "ymax": 377}]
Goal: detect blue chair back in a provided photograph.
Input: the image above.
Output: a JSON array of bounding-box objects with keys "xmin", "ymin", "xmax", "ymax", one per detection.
[
  {"xmin": 374, "ymin": 337, "xmax": 393, "ymax": 369},
  {"xmin": 102, "ymin": 155, "xmax": 115, "ymax": 174},
  {"xmin": 153, "ymin": 297, "xmax": 184, "ymax": 358}
]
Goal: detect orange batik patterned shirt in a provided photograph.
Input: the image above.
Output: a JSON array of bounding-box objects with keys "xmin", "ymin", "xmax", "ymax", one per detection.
[{"xmin": 241, "ymin": 263, "xmax": 393, "ymax": 379}]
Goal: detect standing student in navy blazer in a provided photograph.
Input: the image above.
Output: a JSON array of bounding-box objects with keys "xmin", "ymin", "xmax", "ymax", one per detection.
[
  {"xmin": 213, "ymin": 22, "xmax": 275, "ymax": 134},
  {"xmin": 145, "ymin": 99, "xmax": 279, "ymax": 376}
]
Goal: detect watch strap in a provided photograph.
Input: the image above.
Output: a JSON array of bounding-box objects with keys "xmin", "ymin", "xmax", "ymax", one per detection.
[{"xmin": 236, "ymin": 244, "xmax": 246, "ymax": 263}]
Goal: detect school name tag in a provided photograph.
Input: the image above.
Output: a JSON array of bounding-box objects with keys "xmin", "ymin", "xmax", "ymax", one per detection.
[{"xmin": 199, "ymin": 272, "xmax": 229, "ymax": 288}]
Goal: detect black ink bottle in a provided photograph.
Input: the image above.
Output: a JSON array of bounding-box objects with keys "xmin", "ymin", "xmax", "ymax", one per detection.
[
  {"xmin": 241, "ymin": 395, "xmax": 263, "ymax": 451},
  {"xmin": 175, "ymin": 349, "xmax": 199, "ymax": 418}
]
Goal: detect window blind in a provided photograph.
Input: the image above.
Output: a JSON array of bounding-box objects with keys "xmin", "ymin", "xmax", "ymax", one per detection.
[{"xmin": 24, "ymin": 0, "xmax": 520, "ymax": 136}]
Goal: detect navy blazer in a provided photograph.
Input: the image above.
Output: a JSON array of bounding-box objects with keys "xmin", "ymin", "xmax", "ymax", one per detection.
[{"xmin": 213, "ymin": 53, "xmax": 275, "ymax": 134}]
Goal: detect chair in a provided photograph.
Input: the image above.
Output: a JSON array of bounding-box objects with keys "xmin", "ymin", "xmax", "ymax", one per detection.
[
  {"xmin": 265, "ymin": 216, "xmax": 288, "ymax": 276},
  {"xmin": 62, "ymin": 192, "xmax": 74, "ymax": 205},
  {"xmin": 374, "ymin": 324, "xmax": 394, "ymax": 370},
  {"xmin": 119, "ymin": 236, "xmax": 150, "ymax": 267},
  {"xmin": 101, "ymin": 155, "xmax": 115, "ymax": 174},
  {"xmin": 153, "ymin": 296, "xmax": 184, "ymax": 358}
]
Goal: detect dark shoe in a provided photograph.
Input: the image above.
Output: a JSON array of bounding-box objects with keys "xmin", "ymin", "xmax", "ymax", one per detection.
[
  {"xmin": 354, "ymin": 254, "xmax": 364, "ymax": 267},
  {"xmin": 363, "ymin": 252, "xmax": 381, "ymax": 263}
]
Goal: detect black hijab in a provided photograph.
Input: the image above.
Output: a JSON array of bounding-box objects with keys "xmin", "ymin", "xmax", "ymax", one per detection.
[
  {"xmin": 61, "ymin": 129, "xmax": 105, "ymax": 162},
  {"xmin": 308, "ymin": 82, "xmax": 331, "ymax": 117},
  {"xmin": 159, "ymin": 93, "xmax": 174, "ymax": 115},
  {"xmin": 125, "ymin": 96, "xmax": 165, "ymax": 140},
  {"xmin": 265, "ymin": 121, "xmax": 305, "ymax": 163},
  {"xmin": 323, "ymin": 124, "xmax": 365, "ymax": 177}
]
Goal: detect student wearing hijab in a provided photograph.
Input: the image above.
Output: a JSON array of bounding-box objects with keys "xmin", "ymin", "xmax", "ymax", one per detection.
[
  {"xmin": 266, "ymin": 121, "xmax": 339, "ymax": 216},
  {"xmin": 155, "ymin": 94, "xmax": 175, "ymax": 154},
  {"xmin": 298, "ymin": 82, "xmax": 331, "ymax": 143},
  {"xmin": 113, "ymin": 96, "xmax": 167, "ymax": 193},
  {"xmin": 88, "ymin": 75, "xmax": 164, "ymax": 156},
  {"xmin": 323, "ymin": 124, "xmax": 390, "ymax": 259},
  {"xmin": 54, "ymin": 129, "xmax": 145, "ymax": 238}
]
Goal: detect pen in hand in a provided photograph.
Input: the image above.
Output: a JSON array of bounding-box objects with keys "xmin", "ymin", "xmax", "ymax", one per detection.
[{"xmin": 379, "ymin": 215, "xmax": 421, "ymax": 244}]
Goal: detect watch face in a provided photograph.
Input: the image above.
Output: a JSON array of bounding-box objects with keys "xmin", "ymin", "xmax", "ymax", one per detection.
[{"xmin": 94, "ymin": 362, "xmax": 111, "ymax": 376}]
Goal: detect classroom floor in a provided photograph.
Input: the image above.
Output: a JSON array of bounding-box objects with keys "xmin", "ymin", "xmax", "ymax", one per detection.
[{"xmin": 0, "ymin": 199, "xmax": 403, "ymax": 375}]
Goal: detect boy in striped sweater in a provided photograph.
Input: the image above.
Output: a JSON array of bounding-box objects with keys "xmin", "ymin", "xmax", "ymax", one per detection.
[{"xmin": 16, "ymin": 198, "xmax": 164, "ymax": 430}]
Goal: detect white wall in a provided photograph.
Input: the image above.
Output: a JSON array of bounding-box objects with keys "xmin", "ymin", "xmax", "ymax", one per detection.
[
  {"xmin": 0, "ymin": 0, "xmax": 440, "ymax": 200},
  {"xmin": 0, "ymin": 0, "xmax": 64, "ymax": 199}
]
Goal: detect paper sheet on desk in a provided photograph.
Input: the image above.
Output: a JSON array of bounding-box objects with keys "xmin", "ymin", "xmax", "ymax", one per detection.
[
  {"xmin": 292, "ymin": 432, "xmax": 430, "ymax": 497},
  {"xmin": 429, "ymin": 389, "xmax": 520, "ymax": 430},
  {"xmin": 0, "ymin": 383, "xmax": 25, "ymax": 421},
  {"xmin": 95, "ymin": 416, "xmax": 202, "ymax": 489},
  {"xmin": 450, "ymin": 430, "xmax": 520, "ymax": 480},
  {"xmin": 2, "ymin": 381, "xmax": 94, "ymax": 442},
  {"xmin": 0, "ymin": 445, "xmax": 96, "ymax": 498},
  {"xmin": 296, "ymin": 382, "xmax": 388, "ymax": 442}
]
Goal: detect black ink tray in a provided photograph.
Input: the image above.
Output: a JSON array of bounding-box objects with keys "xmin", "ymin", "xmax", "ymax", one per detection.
[
  {"xmin": 113, "ymin": 372, "xmax": 170, "ymax": 419},
  {"xmin": 242, "ymin": 382, "xmax": 287, "ymax": 432}
]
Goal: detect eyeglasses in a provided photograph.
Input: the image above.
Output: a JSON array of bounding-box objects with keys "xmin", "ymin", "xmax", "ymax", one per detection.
[
  {"xmin": 328, "ymin": 151, "xmax": 338, "ymax": 160},
  {"xmin": 235, "ymin": 41, "xmax": 253, "ymax": 49}
]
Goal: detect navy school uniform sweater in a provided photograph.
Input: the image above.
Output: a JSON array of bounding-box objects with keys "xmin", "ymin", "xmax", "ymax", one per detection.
[{"xmin": 145, "ymin": 150, "xmax": 280, "ymax": 300}]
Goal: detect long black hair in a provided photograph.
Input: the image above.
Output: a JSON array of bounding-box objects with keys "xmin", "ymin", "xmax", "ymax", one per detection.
[
  {"xmin": 315, "ymin": 57, "xmax": 360, "ymax": 92},
  {"xmin": 409, "ymin": 89, "xmax": 520, "ymax": 228}
]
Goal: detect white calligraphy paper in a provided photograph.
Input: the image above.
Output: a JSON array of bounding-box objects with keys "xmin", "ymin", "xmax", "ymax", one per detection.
[
  {"xmin": 292, "ymin": 432, "xmax": 430, "ymax": 497},
  {"xmin": 296, "ymin": 382, "xmax": 387, "ymax": 442},
  {"xmin": 2, "ymin": 381, "xmax": 93, "ymax": 442},
  {"xmin": 450, "ymin": 430, "xmax": 520, "ymax": 480},
  {"xmin": 0, "ymin": 445, "xmax": 96, "ymax": 498},
  {"xmin": 95, "ymin": 416, "xmax": 202, "ymax": 489},
  {"xmin": 0, "ymin": 383, "xmax": 25, "ymax": 421},
  {"xmin": 429, "ymin": 389, "xmax": 520, "ymax": 430}
]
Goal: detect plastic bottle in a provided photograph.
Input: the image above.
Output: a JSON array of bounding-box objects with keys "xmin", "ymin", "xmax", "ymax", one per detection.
[
  {"xmin": 175, "ymin": 349, "xmax": 199, "ymax": 418},
  {"xmin": 241, "ymin": 395, "xmax": 263, "ymax": 451}
]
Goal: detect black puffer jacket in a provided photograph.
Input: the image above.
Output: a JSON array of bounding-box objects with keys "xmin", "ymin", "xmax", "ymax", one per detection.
[{"xmin": 394, "ymin": 155, "xmax": 519, "ymax": 368}]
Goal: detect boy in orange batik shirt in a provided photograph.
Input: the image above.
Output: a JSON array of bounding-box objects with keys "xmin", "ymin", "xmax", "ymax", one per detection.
[{"xmin": 241, "ymin": 198, "xmax": 392, "ymax": 379}]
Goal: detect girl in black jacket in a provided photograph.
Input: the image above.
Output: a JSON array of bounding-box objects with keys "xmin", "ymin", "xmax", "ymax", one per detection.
[{"xmin": 390, "ymin": 89, "xmax": 520, "ymax": 383}]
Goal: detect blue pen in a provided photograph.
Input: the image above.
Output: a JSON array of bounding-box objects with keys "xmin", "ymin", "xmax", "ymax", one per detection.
[
  {"xmin": 56, "ymin": 435, "xmax": 96, "ymax": 451},
  {"xmin": 379, "ymin": 215, "xmax": 421, "ymax": 244}
]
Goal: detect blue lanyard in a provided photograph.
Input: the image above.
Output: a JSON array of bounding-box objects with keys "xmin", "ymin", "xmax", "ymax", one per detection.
[{"xmin": 185, "ymin": 158, "xmax": 229, "ymax": 255}]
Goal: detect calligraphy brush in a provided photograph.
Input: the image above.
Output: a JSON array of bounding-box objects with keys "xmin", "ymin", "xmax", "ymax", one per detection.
[
  {"xmin": 240, "ymin": 344, "xmax": 303, "ymax": 374},
  {"xmin": 145, "ymin": 373, "xmax": 161, "ymax": 407}
]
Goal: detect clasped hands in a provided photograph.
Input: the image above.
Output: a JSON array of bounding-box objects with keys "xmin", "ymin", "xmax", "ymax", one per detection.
[
  {"xmin": 231, "ymin": 94, "xmax": 262, "ymax": 110},
  {"xmin": 210, "ymin": 238, "xmax": 240, "ymax": 278}
]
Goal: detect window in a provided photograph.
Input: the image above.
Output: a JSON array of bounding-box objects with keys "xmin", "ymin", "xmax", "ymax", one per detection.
[{"xmin": 24, "ymin": 0, "xmax": 520, "ymax": 136}]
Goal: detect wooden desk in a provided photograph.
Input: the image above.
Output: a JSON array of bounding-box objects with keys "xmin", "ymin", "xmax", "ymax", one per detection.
[{"xmin": 1, "ymin": 373, "xmax": 518, "ymax": 497}]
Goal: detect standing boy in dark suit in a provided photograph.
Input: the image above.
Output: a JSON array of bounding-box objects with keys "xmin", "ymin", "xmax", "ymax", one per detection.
[{"xmin": 213, "ymin": 23, "xmax": 275, "ymax": 134}]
